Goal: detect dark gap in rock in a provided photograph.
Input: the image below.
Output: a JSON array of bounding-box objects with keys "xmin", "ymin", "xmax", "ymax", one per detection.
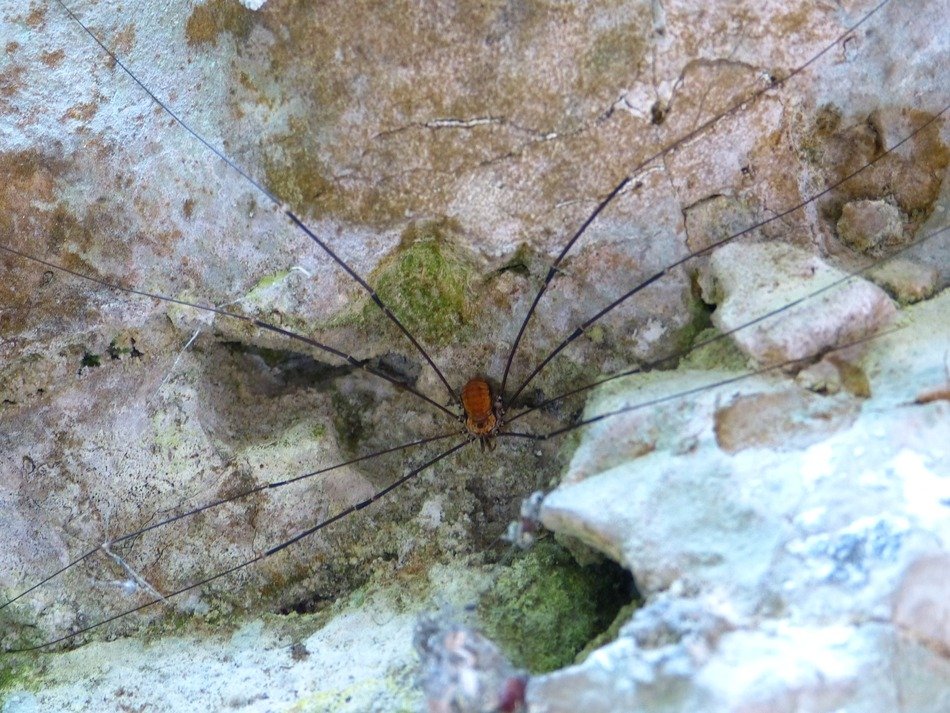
[
  {"xmin": 80, "ymin": 351, "xmax": 101, "ymax": 369},
  {"xmin": 221, "ymin": 341, "xmax": 349, "ymax": 395},
  {"xmin": 365, "ymin": 350, "xmax": 421, "ymax": 386}
]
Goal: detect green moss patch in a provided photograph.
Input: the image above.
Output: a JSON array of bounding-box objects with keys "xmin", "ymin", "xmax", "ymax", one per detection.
[
  {"xmin": 80, "ymin": 350, "xmax": 101, "ymax": 368},
  {"xmin": 363, "ymin": 220, "xmax": 478, "ymax": 347},
  {"xmin": 0, "ymin": 607, "xmax": 42, "ymax": 696},
  {"xmin": 477, "ymin": 539, "xmax": 635, "ymax": 673},
  {"xmin": 681, "ymin": 326, "xmax": 748, "ymax": 371},
  {"xmin": 0, "ymin": 659, "xmax": 28, "ymax": 706}
]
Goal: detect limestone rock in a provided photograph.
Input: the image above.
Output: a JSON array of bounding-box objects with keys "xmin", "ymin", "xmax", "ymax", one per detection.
[
  {"xmin": 533, "ymin": 290, "xmax": 950, "ymax": 712},
  {"xmin": 837, "ymin": 199, "xmax": 905, "ymax": 254},
  {"xmin": 697, "ymin": 242, "xmax": 896, "ymax": 366}
]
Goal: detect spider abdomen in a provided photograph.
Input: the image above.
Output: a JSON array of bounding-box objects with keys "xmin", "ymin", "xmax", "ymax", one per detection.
[{"xmin": 462, "ymin": 377, "xmax": 497, "ymax": 437}]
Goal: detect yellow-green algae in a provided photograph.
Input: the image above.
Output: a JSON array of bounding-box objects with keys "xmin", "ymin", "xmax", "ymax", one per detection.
[
  {"xmin": 680, "ymin": 326, "xmax": 749, "ymax": 372},
  {"xmin": 0, "ymin": 606, "xmax": 42, "ymax": 705},
  {"xmin": 228, "ymin": 270, "xmax": 319, "ymax": 338},
  {"xmin": 247, "ymin": 270, "xmax": 293, "ymax": 295},
  {"xmin": 289, "ymin": 677, "xmax": 414, "ymax": 713},
  {"xmin": 0, "ymin": 657, "xmax": 35, "ymax": 708}
]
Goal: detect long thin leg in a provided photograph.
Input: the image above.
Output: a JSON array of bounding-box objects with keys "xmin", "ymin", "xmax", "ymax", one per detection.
[
  {"xmin": 0, "ymin": 430, "xmax": 462, "ymax": 612},
  {"xmin": 502, "ymin": 104, "xmax": 948, "ymax": 410},
  {"xmin": 506, "ymin": 224, "xmax": 948, "ymax": 427},
  {"xmin": 0, "ymin": 243, "xmax": 457, "ymax": 420},
  {"xmin": 500, "ymin": 328, "xmax": 903, "ymax": 444},
  {"xmin": 51, "ymin": 0, "xmax": 460, "ymax": 407},
  {"xmin": 497, "ymin": 0, "xmax": 894, "ymax": 403},
  {"xmin": 5, "ymin": 437, "xmax": 471, "ymax": 653}
]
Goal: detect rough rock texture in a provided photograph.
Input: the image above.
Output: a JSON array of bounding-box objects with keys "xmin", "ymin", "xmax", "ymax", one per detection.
[
  {"xmin": 415, "ymin": 616, "xmax": 528, "ymax": 713},
  {"xmin": 837, "ymin": 198, "xmax": 905, "ymax": 254},
  {"xmin": 697, "ymin": 241, "xmax": 896, "ymax": 366},
  {"xmin": 893, "ymin": 554, "xmax": 950, "ymax": 657},
  {"xmin": 867, "ymin": 257, "xmax": 940, "ymax": 304},
  {"xmin": 0, "ymin": 0, "xmax": 947, "ymax": 711},
  {"xmin": 534, "ymin": 288, "xmax": 950, "ymax": 712},
  {"xmin": 1, "ymin": 564, "xmax": 493, "ymax": 712}
]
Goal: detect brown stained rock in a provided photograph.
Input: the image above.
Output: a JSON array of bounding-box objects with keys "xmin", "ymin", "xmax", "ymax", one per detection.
[
  {"xmin": 867, "ymin": 257, "xmax": 940, "ymax": 304},
  {"xmin": 893, "ymin": 555, "xmax": 950, "ymax": 657},
  {"xmin": 827, "ymin": 355, "xmax": 871, "ymax": 397},
  {"xmin": 683, "ymin": 194, "xmax": 760, "ymax": 255},
  {"xmin": 805, "ymin": 108, "xmax": 949, "ymax": 242},
  {"xmin": 713, "ymin": 388, "xmax": 860, "ymax": 453},
  {"xmin": 185, "ymin": 0, "xmax": 255, "ymax": 47},
  {"xmin": 795, "ymin": 353, "xmax": 872, "ymax": 397}
]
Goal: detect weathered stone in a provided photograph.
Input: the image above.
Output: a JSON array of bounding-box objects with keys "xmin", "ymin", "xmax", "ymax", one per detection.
[
  {"xmin": 868, "ymin": 256, "xmax": 940, "ymax": 303},
  {"xmin": 533, "ymin": 289, "xmax": 950, "ymax": 712},
  {"xmin": 893, "ymin": 554, "xmax": 950, "ymax": 657},
  {"xmin": 837, "ymin": 198, "xmax": 905, "ymax": 253},
  {"xmin": 698, "ymin": 242, "xmax": 896, "ymax": 366}
]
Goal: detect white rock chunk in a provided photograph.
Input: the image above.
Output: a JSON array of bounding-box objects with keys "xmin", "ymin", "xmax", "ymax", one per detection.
[
  {"xmin": 532, "ymin": 289, "xmax": 950, "ymax": 711},
  {"xmin": 698, "ymin": 242, "xmax": 896, "ymax": 365}
]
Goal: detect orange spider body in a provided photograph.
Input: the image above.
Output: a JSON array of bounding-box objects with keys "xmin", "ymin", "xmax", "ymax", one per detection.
[{"xmin": 461, "ymin": 377, "xmax": 498, "ymax": 440}]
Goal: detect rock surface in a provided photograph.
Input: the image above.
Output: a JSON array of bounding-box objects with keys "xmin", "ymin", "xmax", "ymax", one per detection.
[
  {"xmin": 697, "ymin": 241, "xmax": 896, "ymax": 366},
  {"xmin": 534, "ymin": 288, "xmax": 950, "ymax": 713},
  {"xmin": 837, "ymin": 199, "xmax": 905, "ymax": 254},
  {"xmin": 0, "ymin": 0, "xmax": 947, "ymax": 711}
]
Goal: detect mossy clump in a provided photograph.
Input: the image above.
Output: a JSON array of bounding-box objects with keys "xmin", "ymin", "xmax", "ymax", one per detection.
[
  {"xmin": 365, "ymin": 221, "xmax": 478, "ymax": 347},
  {"xmin": 0, "ymin": 609, "xmax": 41, "ymax": 696},
  {"xmin": 107, "ymin": 332, "xmax": 143, "ymax": 360},
  {"xmin": 477, "ymin": 539, "xmax": 634, "ymax": 673},
  {"xmin": 0, "ymin": 659, "xmax": 25, "ymax": 705},
  {"xmin": 80, "ymin": 351, "xmax": 101, "ymax": 368}
]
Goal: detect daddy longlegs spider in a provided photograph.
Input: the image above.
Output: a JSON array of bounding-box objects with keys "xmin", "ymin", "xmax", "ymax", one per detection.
[{"xmin": 0, "ymin": 0, "xmax": 946, "ymax": 702}]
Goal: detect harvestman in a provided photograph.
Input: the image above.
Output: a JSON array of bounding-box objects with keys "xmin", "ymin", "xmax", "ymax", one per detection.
[{"xmin": 1, "ymin": 0, "xmax": 947, "ymax": 653}]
